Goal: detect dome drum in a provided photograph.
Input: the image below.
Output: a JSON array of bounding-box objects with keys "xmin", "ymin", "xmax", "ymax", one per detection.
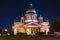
[{"xmin": 26, "ymin": 10, "xmax": 36, "ymax": 13}]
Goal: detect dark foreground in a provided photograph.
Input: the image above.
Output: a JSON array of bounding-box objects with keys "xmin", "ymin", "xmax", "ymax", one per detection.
[
  {"xmin": 42, "ymin": 35, "xmax": 60, "ymax": 40},
  {"xmin": 0, "ymin": 35, "xmax": 60, "ymax": 40}
]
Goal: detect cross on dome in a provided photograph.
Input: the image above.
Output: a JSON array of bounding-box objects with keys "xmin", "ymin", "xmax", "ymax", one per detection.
[{"xmin": 30, "ymin": 3, "xmax": 32, "ymax": 7}]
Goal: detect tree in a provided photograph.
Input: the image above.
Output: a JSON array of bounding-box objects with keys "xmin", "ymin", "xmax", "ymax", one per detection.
[
  {"xmin": 0, "ymin": 29, "xmax": 2, "ymax": 33},
  {"xmin": 50, "ymin": 18, "xmax": 60, "ymax": 33}
]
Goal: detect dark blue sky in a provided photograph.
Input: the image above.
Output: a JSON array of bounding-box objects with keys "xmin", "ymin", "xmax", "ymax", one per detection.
[{"xmin": 0, "ymin": 0, "xmax": 60, "ymax": 30}]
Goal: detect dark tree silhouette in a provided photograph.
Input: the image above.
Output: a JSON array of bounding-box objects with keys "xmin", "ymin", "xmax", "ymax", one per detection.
[
  {"xmin": 50, "ymin": 18, "xmax": 60, "ymax": 33},
  {"xmin": 0, "ymin": 29, "xmax": 2, "ymax": 33}
]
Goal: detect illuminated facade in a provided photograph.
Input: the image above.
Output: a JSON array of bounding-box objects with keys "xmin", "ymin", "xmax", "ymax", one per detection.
[{"xmin": 12, "ymin": 3, "xmax": 50, "ymax": 35}]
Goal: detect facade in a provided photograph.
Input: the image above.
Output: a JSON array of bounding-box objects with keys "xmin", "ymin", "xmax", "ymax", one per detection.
[{"xmin": 12, "ymin": 3, "xmax": 50, "ymax": 35}]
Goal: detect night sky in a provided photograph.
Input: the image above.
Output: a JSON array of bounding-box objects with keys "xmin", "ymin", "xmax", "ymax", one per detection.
[{"xmin": 0, "ymin": 0, "xmax": 60, "ymax": 30}]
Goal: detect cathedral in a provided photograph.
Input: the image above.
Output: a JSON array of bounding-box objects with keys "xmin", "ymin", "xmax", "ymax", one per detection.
[{"xmin": 12, "ymin": 3, "xmax": 50, "ymax": 35}]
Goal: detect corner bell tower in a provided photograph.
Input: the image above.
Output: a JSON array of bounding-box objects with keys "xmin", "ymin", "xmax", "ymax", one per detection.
[{"xmin": 39, "ymin": 15, "xmax": 43, "ymax": 24}]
